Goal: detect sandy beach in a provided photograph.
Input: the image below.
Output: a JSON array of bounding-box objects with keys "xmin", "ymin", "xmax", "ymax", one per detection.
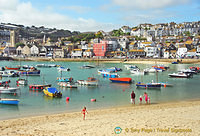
[{"xmin": 0, "ymin": 100, "xmax": 200, "ymax": 136}]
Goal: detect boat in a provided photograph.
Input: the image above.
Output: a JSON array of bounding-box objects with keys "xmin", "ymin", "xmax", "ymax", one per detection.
[
  {"xmin": 0, "ymin": 71, "xmax": 19, "ymax": 77},
  {"xmin": 80, "ymin": 65, "xmax": 96, "ymax": 69},
  {"xmin": 130, "ymin": 69, "xmax": 147, "ymax": 75},
  {"xmin": 107, "ymin": 67, "xmax": 122, "ymax": 72},
  {"xmin": 189, "ymin": 67, "xmax": 200, "ymax": 73},
  {"xmin": 56, "ymin": 77, "xmax": 73, "ymax": 82},
  {"xmin": 36, "ymin": 64, "xmax": 58, "ymax": 68},
  {"xmin": 172, "ymin": 62, "xmax": 178, "ymax": 64},
  {"xmin": 57, "ymin": 82, "xmax": 78, "ymax": 88},
  {"xmin": 179, "ymin": 69, "xmax": 197, "ymax": 75},
  {"xmin": 21, "ymin": 65, "xmax": 35, "ymax": 69},
  {"xmin": 29, "ymin": 84, "xmax": 51, "ymax": 90},
  {"xmin": 136, "ymin": 82, "xmax": 161, "ymax": 88},
  {"xmin": 0, "ymin": 98, "xmax": 19, "ymax": 105},
  {"xmin": 5, "ymin": 66, "xmax": 20, "ymax": 70},
  {"xmin": 16, "ymin": 78, "xmax": 28, "ymax": 85},
  {"xmin": 168, "ymin": 72, "xmax": 192, "ymax": 78},
  {"xmin": 152, "ymin": 65, "xmax": 169, "ymax": 70},
  {"xmin": 124, "ymin": 65, "xmax": 138, "ymax": 70},
  {"xmin": 144, "ymin": 68, "xmax": 163, "ymax": 73},
  {"xmin": 159, "ymin": 82, "xmax": 173, "ymax": 87},
  {"xmin": 57, "ymin": 66, "xmax": 70, "ymax": 72},
  {"xmin": 0, "ymin": 86, "xmax": 19, "ymax": 94},
  {"xmin": 109, "ymin": 77, "xmax": 132, "ymax": 83},
  {"xmin": 77, "ymin": 77, "xmax": 98, "ymax": 86},
  {"xmin": 43, "ymin": 87, "xmax": 62, "ymax": 97},
  {"xmin": 102, "ymin": 72, "xmax": 119, "ymax": 78},
  {"xmin": 0, "ymin": 80, "xmax": 11, "ymax": 86},
  {"xmin": 17, "ymin": 69, "xmax": 40, "ymax": 76}
]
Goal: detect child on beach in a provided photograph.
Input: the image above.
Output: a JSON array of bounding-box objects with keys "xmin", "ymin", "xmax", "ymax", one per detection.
[
  {"xmin": 148, "ymin": 96, "xmax": 151, "ymax": 104},
  {"xmin": 81, "ymin": 106, "xmax": 88, "ymax": 120},
  {"xmin": 139, "ymin": 95, "xmax": 143, "ymax": 104}
]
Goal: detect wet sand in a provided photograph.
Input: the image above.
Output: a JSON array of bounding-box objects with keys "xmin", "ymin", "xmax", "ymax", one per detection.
[{"xmin": 0, "ymin": 100, "xmax": 200, "ymax": 136}]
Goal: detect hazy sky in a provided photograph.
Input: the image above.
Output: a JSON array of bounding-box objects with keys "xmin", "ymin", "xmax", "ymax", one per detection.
[{"xmin": 0, "ymin": 0, "xmax": 199, "ymax": 32}]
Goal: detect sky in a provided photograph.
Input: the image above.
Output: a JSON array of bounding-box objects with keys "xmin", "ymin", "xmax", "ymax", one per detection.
[{"xmin": 0, "ymin": 0, "xmax": 200, "ymax": 32}]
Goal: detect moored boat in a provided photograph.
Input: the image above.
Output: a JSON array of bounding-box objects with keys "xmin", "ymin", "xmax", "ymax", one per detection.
[
  {"xmin": 77, "ymin": 77, "xmax": 98, "ymax": 86},
  {"xmin": 80, "ymin": 65, "xmax": 95, "ymax": 69},
  {"xmin": 0, "ymin": 98, "xmax": 19, "ymax": 105},
  {"xmin": 109, "ymin": 77, "xmax": 132, "ymax": 83},
  {"xmin": 136, "ymin": 82, "xmax": 161, "ymax": 88},
  {"xmin": 5, "ymin": 66, "xmax": 20, "ymax": 70},
  {"xmin": 0, "ymin": 86, "xmax": 19, "ymax": 94},
  {"xmin": 43, "ymin": 87, "xmax": 62, "ymax": 97},
  {"xmin": 168, "ymin": 72, "xmax": 192, "ymax": 78},
  {"xmin": 0, "ymin": 71, "xmax": 19, "ymax": 77},
  {"xmin": 29, "ymin": 84, "xmax": 51, "ymax": 90},
  {"xmin": 57, "ymin": 82, "xmax": 78, "ymax": 88},
  {"xmin": 17, "ymin": 70, "xmax": 40, "ymax": 76},
  {"xmin": 16, "ymin": 78, "xmax": 28, "ymax": 85}
]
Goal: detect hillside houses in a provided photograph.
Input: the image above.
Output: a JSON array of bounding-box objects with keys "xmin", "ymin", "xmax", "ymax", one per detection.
[{"xmin": 0, "ymin": 21, "xmax": 200, "ymax": 59}]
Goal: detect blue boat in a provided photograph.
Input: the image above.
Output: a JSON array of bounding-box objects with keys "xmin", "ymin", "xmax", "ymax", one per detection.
[
  {"xmin": 56, "ymin": 77, "xmax": 73, "ymax": 82},
  {"xmin": 102, "ymin": 73, "xmax": 119, "ymax": 78},
  {"xmin": 172, "ymin": 62, "xmax": 178, "ymax": 64},
  {"xmin": 136, "ymin": 82, "xmax": 161, "ymax": 88},
  {"xmin": 17, "ymin": 70, "xmax": 40, "ymax": 76},
  {"xmin": 0, "ymin": 98, "xmax": 19, "ymax": 105}
]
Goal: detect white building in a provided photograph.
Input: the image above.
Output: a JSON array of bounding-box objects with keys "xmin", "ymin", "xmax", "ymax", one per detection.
[
  {"xmin": 30, "ymin": 45, "xmax": 39, "ymax": 56},
  {"xmin": 144, "ymin": 46, "xmax": 158, "ymax": 57},
  {"xmin": 177, "ymin": 47, "xmax": 187, "ymax": 58}
]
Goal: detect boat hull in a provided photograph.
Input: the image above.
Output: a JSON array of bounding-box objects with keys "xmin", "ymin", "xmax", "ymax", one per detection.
[
  {"xmin": 0, "ymin": 99, "xmax": 19, "ymax": 105},
  {"xmin": 136, "ymin": 83, "xmax": 161, "ymax": 88},
  {"xmin": 109, "ymin": 78, "xmax": 132, "ymax": 83},
  {"xmin": 17, "ymin": 70, "xmax": 40, "ymax": 76},
  {"xmin": 0, "ymin": 87, "xmax": 19, "ymax": 94}
]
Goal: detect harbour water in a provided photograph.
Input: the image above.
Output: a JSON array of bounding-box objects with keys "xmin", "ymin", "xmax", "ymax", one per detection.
[{"xmin": 0, "ymin": 61, "xmax": 200, "ymax": 120}]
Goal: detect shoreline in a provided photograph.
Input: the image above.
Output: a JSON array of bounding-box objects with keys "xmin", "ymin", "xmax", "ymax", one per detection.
[
  {"xmin": 10, "ymin": 57, "xmax": 200, "ymax": 64},
  {"xmin": 1, "ymin": 99, "xmax": 200, "ymax": 135}
]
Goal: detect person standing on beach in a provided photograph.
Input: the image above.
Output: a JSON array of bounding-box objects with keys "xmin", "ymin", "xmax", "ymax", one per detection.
[
  {"xmin": 131, "ymin": 91, "xmax": 136, "ymax": 104},
  {"xmin": 144, "ymin": 92, "xmax": 148, "ymax": 104},
  {"xmin": 81, "ymin": 106, "xmax": 88, "ymax": 120}
]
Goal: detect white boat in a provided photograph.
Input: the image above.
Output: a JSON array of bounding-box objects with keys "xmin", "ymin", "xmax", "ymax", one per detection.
[
  {"xmin": 0, "ymin": 86, "xmax": 19, "ymax": 93},
  {"xmin": 168, "ymin": 72, "xmax": 192, "ymax": 78},
  {"xmin": 16, "ymin": 78, "xmax": 28, "ymax": 85},
  {"xmin": 0, "ymin": 71, "xmax": 19, "ymax": 77},
  {"xmin": 80, "ymin": 65, "xmax": 95, "ymax": 69},
  {"xmin": 36, "ymin": 64, "xmax": 58, "ymax": 68},
  {"xmin": 144, "ymin": 68, "xmax": 163, "ymax": 73},
  {"xmin": 57, "ymin": 82, "xmax": 78, "ymax": 88},
  {"xmin": 124, "ymin": 65, "xmax": 138, "ymax": 70},
  {"xmin": 57, "ymin": 67, "xmax": 70, "ymax": 72},
  {"xmin": 77, "ymin": 77, "xmax": 98, "ymax": 86},
  {"xmin": 130, "ymin": 69, "xmax": 147, "ymax": 75}
]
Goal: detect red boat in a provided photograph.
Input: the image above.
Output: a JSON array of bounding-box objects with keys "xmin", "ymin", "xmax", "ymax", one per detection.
[
  {"xmin": 5, "ymin": 66, "xmax": 20, "ymax": 70},
  {"xmin": 29, "ymin": 84, "xmax": 52, "ymax": 90},
  {"xmin": 109, "ymin": 77, "xmax": 132, "ymax": 83}
]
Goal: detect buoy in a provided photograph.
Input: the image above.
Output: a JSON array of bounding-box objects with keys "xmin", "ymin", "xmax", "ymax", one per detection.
[
  {"xmin": 36, "ymin": 87, "xmax": 38, "ymax": 89},
  {"xmin": 66, "ymin": 97, "xmax": 70, "ymax": 101},
  {"xmin": 123, "ymin": 89, "xmax": 125, "ymax": 92},
  {"xmin": 91, "ymin": 99, "xmax": 96, "ymax": 102},
  {"xmin": 33, "ymin": 87, "xmax": 35, "ymax": 89},
  {"xmin": 29, "ymin": 86, "xmax": 32, "ymax": 88},
  {"xmin": 164, "ymin": 84, "xmax": 166, "ymax": 88}
]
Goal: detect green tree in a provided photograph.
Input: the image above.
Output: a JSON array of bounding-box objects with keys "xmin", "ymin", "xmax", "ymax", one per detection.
[{"xmin": 15, "ymin": 42, "xmax": 25, "ymax": 48}]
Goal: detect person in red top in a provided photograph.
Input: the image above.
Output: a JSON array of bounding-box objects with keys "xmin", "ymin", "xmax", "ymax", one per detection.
[
  {"xmin": 131, "ymin": 91, "xmax": 136, "ymax": 104},
  {"xmin": 81, "ymin": 106, "xmax": 88, "ymax": 120}
]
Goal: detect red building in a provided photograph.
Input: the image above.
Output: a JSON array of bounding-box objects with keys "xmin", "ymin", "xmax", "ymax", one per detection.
[{"xmin": 93, "ymin": 41, "xmax": 107, "ymax": 57}]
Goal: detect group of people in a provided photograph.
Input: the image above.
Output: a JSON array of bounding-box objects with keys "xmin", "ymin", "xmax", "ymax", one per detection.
[{"xmin": 131, "ymin": 91, "xmax": 150, "ymax": 104}]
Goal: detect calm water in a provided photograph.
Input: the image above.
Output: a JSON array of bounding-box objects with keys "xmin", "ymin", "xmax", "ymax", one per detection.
[{"xmin": 0, "ymin": 61, "xmax": 200, "ymax": 120}]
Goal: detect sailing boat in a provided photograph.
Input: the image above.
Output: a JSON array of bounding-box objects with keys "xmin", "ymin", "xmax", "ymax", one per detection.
[
  {"xmin": 29, "ymin": 74, "xmax": 51, "ymax": 90},
  {"xmin": 136, "ymin": 62, "xmax": 161, "ymax": 88}
]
